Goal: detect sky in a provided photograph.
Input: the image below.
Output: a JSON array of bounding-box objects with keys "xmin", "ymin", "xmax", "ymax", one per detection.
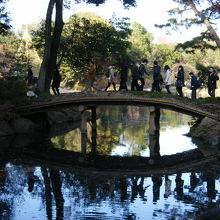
[{"xmin": 6, "ymin": 0, "xmax": 219, "ymax": 44}]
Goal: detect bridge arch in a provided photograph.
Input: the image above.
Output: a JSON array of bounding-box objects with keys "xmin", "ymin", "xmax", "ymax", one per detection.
[{"xmin": 14, "ymin": 93, "xmax": 219, "ymax": 121}]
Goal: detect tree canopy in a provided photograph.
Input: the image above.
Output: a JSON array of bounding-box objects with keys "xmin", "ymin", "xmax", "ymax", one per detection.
[
  {"xmin": 37, "ymin": 0, "xmax": 137, "ymax": 93},
  {"xmin": 155, "ymin": 0, "xmax": 220, "ymax": 51},
  {"xmin": 31, "ymin": 12, "xmax": 132, "ymax": 87}
]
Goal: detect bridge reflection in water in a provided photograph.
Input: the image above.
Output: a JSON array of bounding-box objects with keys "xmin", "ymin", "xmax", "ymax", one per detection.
[
  {"xmin": 77, "ymin": 105, "xmax": 199, "ymax": 167},
  {"xmin": 0, "ymin": 105, "xmax": 220, "ymax": 220}
]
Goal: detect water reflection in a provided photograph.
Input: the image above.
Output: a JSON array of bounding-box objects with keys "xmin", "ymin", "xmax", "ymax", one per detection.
[
  {"xmin": 52, "ymin": 105, "xmax": 197, "ymax": 157},
  {"xmin": 1, "ymin": 161, "xmax": 220, "ymax": 220},
  {"xmin": 1, "ymin": 105, "xmax": 220, "ymax": 219}
]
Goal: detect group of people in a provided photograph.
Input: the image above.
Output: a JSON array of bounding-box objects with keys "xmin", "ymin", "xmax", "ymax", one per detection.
[
  {"xmin": 26, "ymin": 66, "xmax": 62, "ymax": 96},
  {"xmin": 83, "ymin": 58, "xmax": 219, "ymax": 99},
  {"xmin": 130, "ymin": 59, "xmax": 219, "ymax": 99},
  {"xmin": 172, "ymin": 65, "xmax": 219, "ymax": 99},
  {"xmin": 26, "ymin": 59, "xmax": 219, "ymax": 99}
]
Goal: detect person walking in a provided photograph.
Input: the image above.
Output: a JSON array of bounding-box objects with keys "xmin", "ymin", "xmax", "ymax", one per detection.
[
  {"xmin": 175, "ymin": 65, "xmax": 185, "ymax": 97},
  {"xmin": 152, "ymin": 61, "xmax": 163, "ymax": 92},
  {"xmin": 119, "ymin": 65, "xmax": 128, "ymax": 91},
  {"xmin": 189, "ymin": 72, "xmax": 200, "ymax": 99},
  {"xmin": 164, "ymin": 65, "xmax": 173, "ymax": 94},
  {"xmin": 84, "ymin": 61, "xmax": 98, "ymax": 91},
  {"xmin": 105, "ymin": 65, "xmax": 116, "ymax": 91},
  {"xmin": 51, "ymin": 66, "xmax": 62, "ymax": 95},
  {"xmin": 139, "ymin": 59, "xmax": 148, "ymax": 91},
  {"xmin": 207, "ymin": 67, "xmax": 219, "ymax": 97},
  {"xmin": 130, "ymin": 61, "xmax": 140, "ymax": 91},
  {"xmin": 26, "ymin": 68, "xmax": 35, "ymax": 87}
]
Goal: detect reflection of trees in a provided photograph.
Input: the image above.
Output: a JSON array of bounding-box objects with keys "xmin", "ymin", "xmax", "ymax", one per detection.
[
  {"xmin": 97, "ymin": 106, "xmax": 149, "ymax": 156},
  {"xmin": 160, "ymin": 109, "xmax": 193, "ymax": 132},
  {"xmin": 50, "ymin": 105, "xmax": 194, "ymax": 157}
]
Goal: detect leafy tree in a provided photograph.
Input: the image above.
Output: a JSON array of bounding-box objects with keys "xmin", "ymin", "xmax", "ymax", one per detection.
[
  {"xmin": 0, "ymin": 0, "xmax": 11, "ymax": 34},
  {"xmin": 32, "ymin": 13, "xmax": 132, "ymax": 88},
  {"xmin": 0, "ymin": 29, "xmax": 41, "ymax": 74},
  {"xmin": 62, "ymin": 13, "xmax": 131, "ymax": 85},
  {"xmin": 127, "ymin": 22, "xmax": 153, "ymax": 62},
  {"xmin": 38, "ymin": 0, "xmax": 137, "ymax": 94},
  {"xmin": 151, "ymin": 43, "xmax": 182, "ymax": 67},
  {"xmin": 155, "ymin": 0, "xmax": 220, "ymax": 51}
]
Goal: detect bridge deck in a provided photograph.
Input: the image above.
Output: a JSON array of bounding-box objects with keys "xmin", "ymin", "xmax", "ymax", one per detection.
[{"xmin": 14, "ymin": 92, "xmax": 220, "ymax": 121}]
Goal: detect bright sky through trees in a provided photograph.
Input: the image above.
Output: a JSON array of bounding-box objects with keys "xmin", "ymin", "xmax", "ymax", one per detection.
[{"xmin": 6, "ymin": 0, "xmax": 219, "ymax": 44}]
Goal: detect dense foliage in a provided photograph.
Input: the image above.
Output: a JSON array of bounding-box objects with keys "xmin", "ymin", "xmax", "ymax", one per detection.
[{"xmin": 0, "ymin": 0, "xmax": 10, "ymax": 34}]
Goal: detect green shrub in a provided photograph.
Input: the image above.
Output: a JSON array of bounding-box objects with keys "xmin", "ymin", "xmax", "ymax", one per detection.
[{"xmin": 0, "ymin": 76, "xmax": 27, "ymax": 105}]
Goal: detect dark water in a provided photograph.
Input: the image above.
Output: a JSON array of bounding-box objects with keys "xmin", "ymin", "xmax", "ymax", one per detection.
[{"xmin": 0, "ymin": 105, "xmax": 220, "ymax": 220}]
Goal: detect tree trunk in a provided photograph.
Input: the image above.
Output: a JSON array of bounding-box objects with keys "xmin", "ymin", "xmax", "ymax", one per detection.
[
  {"xmin": 38, "ymin": 0, "xmax": 64, "ymax": 93},
  {"xmin": 38, "ymin": 0, "xmax": 55, "ymax": 93},
  {"xmin": 185, "ymin": 0, "xmax": 220, "ymax": 49}
]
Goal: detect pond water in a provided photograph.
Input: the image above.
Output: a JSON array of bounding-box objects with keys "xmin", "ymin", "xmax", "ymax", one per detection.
[{"xmin": 0, "ymin": 105, "xmax": 220, "ymax": 220}]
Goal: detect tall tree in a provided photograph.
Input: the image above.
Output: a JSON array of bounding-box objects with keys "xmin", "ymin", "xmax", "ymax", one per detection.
[
  {"xmin": 32, "ymin": 13, "xmax": 132, "ymax": 87},
  {"xmin": 38, "ymin": 0, "xmax": 63, "ymax": 93},
  {"xmin": 155, "ymin": 0, "xmax": 220, "ymax": 50},
  {"xmin": 38, "ymin": 0, "xmax": 136, "ymax": 93}
]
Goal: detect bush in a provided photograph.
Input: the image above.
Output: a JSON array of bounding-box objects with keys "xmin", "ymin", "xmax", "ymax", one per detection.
[{"xmin": 0, "ymin": 76, "xmax": 27, "ymax": 105}]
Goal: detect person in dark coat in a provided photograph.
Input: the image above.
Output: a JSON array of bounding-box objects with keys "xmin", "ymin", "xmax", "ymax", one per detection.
[
  {"xmin": 152, "ymin": 61, "xmax": 163, "ymax": 92},
  {"xmin": 139, "ymin": 59, "xmax": 148, "ymax": 91},
  {"xmin": 207, "ymin": 67, "xmax": 219, "ymax": 97},
  {"xmin": 26, "ymin": 68, "xmax": 35, "ymax": 86},
  {"xmin": 130, "ymin": 61, "xmax": 140, "ymax": 91},
  {"xmin": 51, "ymin": 66, "xmax": 62, "ymax": 95},
  {"xmin": 175, "ymin": 65, "xmax": 185, "ymax": 97},
  {"xmin": 189, "ymin": 72, "xmax": 199, "ymax": 99},
  {"xmin": 119, "ymin": 65, "xmax": 128, "ymax": 91}
]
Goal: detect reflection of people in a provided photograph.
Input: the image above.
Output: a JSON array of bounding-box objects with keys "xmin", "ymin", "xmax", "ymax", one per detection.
[
  {"xmin": 175, "ymin": 65, "xmax": 185, "ymax": 97},
  {"xmin": 207, "ymin": 67, "xmax": 219, "ymax": 97},
  {"xmin": 51, "ymin": 66, "xmax": 62, "ymax": 95},
  {"xmin": 131, "ymin": 177, "xmax": 147, "ymax": 202},
  {"xmin": 105, "ymin": 65, "xmax": 116, "ymax": 91},
  {"xmin": 119, "ymin": 177, "xmax": 128, "ymax": 201},
  {"xmin": 25, "ymin": 167, "xmax": 37, "ymax": 192},
  {"xmin": 152, "ymin": 176, "xmax": 162, "ymax": 203},
  {"xmin": 203, "ymin": 172, "xmax": 216, "ymax": 200},
  {"xmin": 190, "ymin": 172, "xmax": 199, "ymax": 192},
  {"xmin": 164, "ymin": 65, "xmax": 173, "ymax": 94},
  {"xmin": 175, "ymin": 173, "xmax": 184, "ymax": 200},
  {"xmin": 164, "ymin": 175, "xmax": 172, "ymax": 198}
]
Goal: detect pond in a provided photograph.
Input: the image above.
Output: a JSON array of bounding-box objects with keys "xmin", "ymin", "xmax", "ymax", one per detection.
[{"xmin": 0, "ymin": 105, "xmax": 220, "ymax": 220}]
